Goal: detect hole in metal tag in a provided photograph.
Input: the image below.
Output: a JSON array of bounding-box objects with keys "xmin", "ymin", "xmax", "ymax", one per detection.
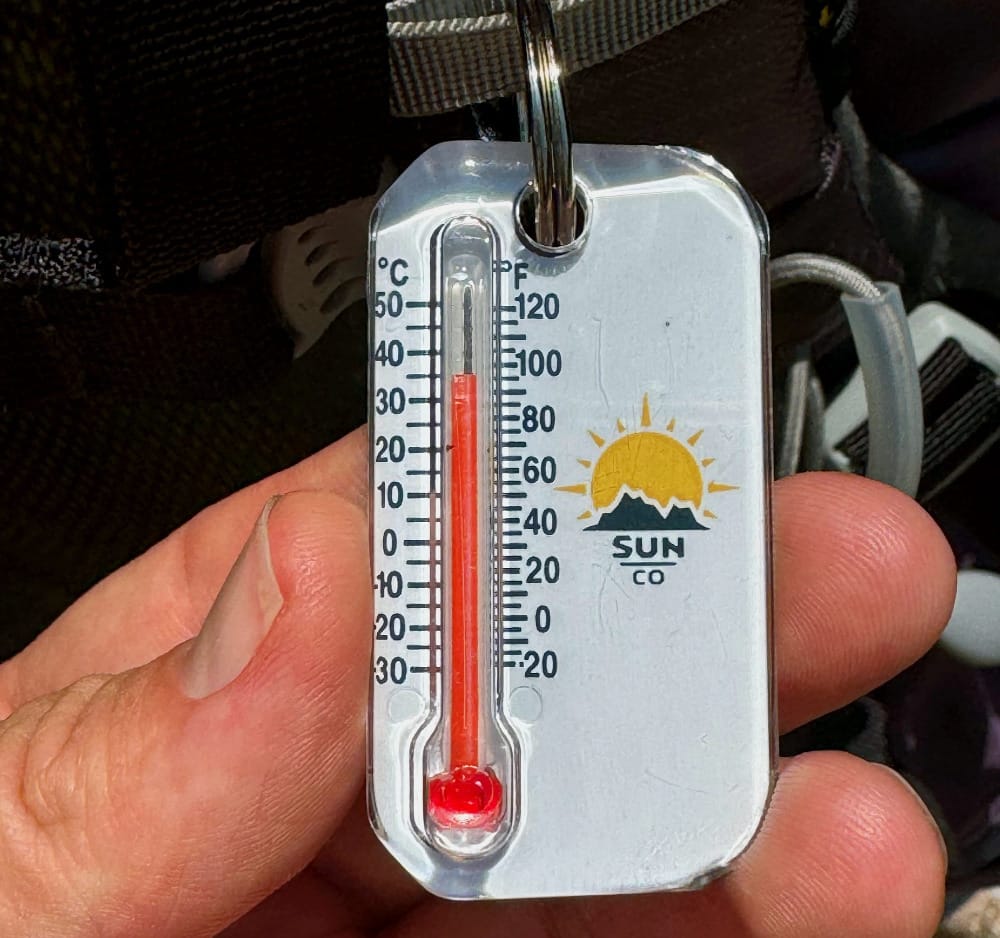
[{"xmin": 514, "ymin": 184, "xmax": 592, "ymax": 257}]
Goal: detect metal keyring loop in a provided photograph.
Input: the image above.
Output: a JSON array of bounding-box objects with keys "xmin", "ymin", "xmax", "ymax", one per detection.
[{"xmin": 515, "ymin": 0, "xmax": 577, "ymax": 248}]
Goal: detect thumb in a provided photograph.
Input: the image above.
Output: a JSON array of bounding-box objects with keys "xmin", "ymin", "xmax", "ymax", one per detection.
[{"xmin": 0, "ymin": 491, "xmax": 370, "ymax": 937}]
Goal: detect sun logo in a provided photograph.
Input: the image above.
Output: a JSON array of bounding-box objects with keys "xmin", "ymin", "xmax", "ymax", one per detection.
[{"xmin": 555, "ymin": 393, "xmax": 739, "ymax": 531}]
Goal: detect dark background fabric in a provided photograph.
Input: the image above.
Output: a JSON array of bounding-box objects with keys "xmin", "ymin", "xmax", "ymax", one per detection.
[
  {"xmin": 0, "ymin": 265, "xmax": 292, "ymax": 403},
  {"xmin": 0, "ymin": 0, "xmax": 106, "ymax": 240},
  {"xmin": 0, "ymin": 302, "xmax": 367, "ymax": 660},
  {"xmin": 1, "ymin": 0, "xmax": 387, "ymax": 651},
  {"xmin": 851, "ymin": 0, "xmax": 1000, "ymax": 221}
]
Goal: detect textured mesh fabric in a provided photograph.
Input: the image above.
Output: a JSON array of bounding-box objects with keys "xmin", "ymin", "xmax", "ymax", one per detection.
[
  {"xmin": 2, "ymin": 0, "xmax": 389, "ymax": 287},
  {"xmin": 0, "ymin": 301, "xmax": 366, "ymax": 660},
  {"xmin": 0, "ymin": 0, "xmax": 106, "ymax": 239}
]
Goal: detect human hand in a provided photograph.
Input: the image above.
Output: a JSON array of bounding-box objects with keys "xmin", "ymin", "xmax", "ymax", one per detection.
[{"xmin": 0, "ymin": 427, "xmax": 955, "ymax": 936}]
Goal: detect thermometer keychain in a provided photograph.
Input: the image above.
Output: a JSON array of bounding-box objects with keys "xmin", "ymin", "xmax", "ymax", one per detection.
[{"xmin": 368, "ymin": 0, "xmax": 774, "ymax": 900}]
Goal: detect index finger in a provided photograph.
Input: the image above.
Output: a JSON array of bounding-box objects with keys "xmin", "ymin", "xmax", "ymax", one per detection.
[{"xmin": 772, "ymin": 471, "xmax": 955, "ymax": 730}]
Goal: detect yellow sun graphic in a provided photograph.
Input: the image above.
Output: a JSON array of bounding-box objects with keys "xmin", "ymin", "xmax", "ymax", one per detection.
[{"xmin": 555, "ymin": 393, "xmax": 738, "ymax": 524}]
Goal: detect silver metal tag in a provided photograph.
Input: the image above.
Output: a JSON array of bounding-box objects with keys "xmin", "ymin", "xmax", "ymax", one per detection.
[{"xmin": 368, "ymin": 141, "xmax": 774, "ymax": 899}]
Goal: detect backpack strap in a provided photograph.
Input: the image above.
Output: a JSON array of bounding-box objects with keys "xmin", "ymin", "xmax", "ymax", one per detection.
[{"xmin": 387, "ymin": 0, "xmax": 727, "ymax": 115}]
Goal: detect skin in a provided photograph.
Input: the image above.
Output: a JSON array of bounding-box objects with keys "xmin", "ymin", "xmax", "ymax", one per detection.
[{"xmin": 0, "ymin": 426, "xmax": 956, "ymax": 937}]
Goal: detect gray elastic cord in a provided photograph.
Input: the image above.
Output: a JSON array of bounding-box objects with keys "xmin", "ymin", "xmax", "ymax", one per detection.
[
  {"xmin": 387, "ymin": 0, "xmax": 728, "ymax": 115},
  {"xmin": 771, "ymin": 253, "xmax": 924, "ymax": 497},
  {"xmin": 802, "ymin": 374, "xmax": 826, "ymax": 472},
  {"xmin": 777, "ymin": 345, "xmax": 811, "ymax": 478}
]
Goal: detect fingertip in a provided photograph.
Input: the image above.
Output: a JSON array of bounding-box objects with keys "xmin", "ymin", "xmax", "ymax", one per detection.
[
  {"xmin": 800, "ymin": 751, "xmax": 948, "ymax": 934},
  {"xmin": 249, "ymin": 487, "xmax": 372, "ymax": 735},
  {"xmin": 775, "ymin": 473, "xmax": 956, "ymax": 603},
  {"xmin": 737, "ymin": 750, "xmax": 946, "ymax": 937},
  {"xmin": 812, "ymin": 471, "xmax": 953, "ymax": 593},
  {"xmin": 156, "ymin": 488, "xmax": 371, "ymax": 928},
  {"xmin": 265, "ymin": 489, "xmax": 370, "ymax": 607},
  {"xmin": 173, "ymin": 487, "xmax": 371, "ymax": 807},
  {"xmin": 868, "ymin": 762, "xmax": 949, "ymax": 884},
  {"xmin": 283, "ymin": 425, "xmax": 370, "ymax": 511},
  {"xmin": 774, "ymin": 472, "xmax": 957, "ymax": 730}
]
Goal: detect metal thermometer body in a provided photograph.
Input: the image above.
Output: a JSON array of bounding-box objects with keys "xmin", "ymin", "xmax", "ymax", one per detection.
[{"xmin": 369, "ymin": 142, "xmax": 774, "ymax": 900}]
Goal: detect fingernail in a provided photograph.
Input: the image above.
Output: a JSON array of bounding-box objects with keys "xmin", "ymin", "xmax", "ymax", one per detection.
[
  {"xmin": 875, "ymin": 763, "xmax": 950, "ymax": 869},
  {"xmin": 181, "ymin": 496, "xmax": 285, "ymax": 699}
]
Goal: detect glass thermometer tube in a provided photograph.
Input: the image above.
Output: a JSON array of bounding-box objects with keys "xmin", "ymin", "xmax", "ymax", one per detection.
[{"xmin": 425, "ymin": 217, "xmax": 511, "ymax": 856}]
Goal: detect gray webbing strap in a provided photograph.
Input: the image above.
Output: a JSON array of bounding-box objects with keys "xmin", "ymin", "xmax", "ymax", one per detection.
[{"xmin": 388, "ymin": 0, "xmax": 728, "ymax": 115}]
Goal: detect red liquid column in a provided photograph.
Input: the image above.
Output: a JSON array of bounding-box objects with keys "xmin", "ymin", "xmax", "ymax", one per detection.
[
  {"xmin": 448, "ymin": 373, "xmax": 481, "ymax": 769},
  {"xmin": 427, "ymin": 218, "xmax": 504, "ymax": 837}
]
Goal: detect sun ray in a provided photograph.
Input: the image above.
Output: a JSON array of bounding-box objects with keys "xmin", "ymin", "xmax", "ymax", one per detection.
[
  {"xmin": 556, "ymin": 483, "xmax": 589, "ymax": 495},
  {"xmin": 640, "ymin": 393, "xmax": 652, "ymax": 428},
  {"xmin": 616, "ymin": 418, "xmax": 626, "ymax": 434},
  {"xmin": 687, "ymin": 429, "xmax": 704, "ymax": 446},
  {"xmin": 577, "ymin": 458, "xmax": 592, "ymax": 468},
  {"xmin": 578, "ymin": 510, "xmax": 593, "ymax": 520},
  {"xmin": 701, "ymin": 457, "xmax": 715, "ymax": 467},
  {"xmin": 703, "ymin": 509, "xmax": 718, "ymax": 520},
  {"xmin": 588, "ymin": 430, "xmax": 606, "ymax": 448},
  {"xmin": 708, "ymin": 481, "xmax": 739, "ymax": 493},
  {"xmin": 666, "ymin": 418, "xmax": 676, "ymax": 432}
]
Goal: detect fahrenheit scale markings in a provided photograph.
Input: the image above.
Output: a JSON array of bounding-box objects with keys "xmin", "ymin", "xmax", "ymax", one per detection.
[{"xmin": 500, "ymin": 278, "xmax": 564, "ymax": 684}]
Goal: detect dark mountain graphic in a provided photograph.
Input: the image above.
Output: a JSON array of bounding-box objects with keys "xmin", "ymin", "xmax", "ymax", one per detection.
[{"xmin": 585, "ymin": 494, "xmax": 708, "ymax": 531}]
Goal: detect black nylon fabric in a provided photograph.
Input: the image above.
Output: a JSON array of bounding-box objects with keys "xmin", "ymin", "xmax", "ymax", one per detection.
[
  {"xmin": 2, "ymin": 0, "xmax": 389, "ymax": 287},
  {"xmin": 0, "ymin": 265, "xmax": 293, "ymax": 404},
  {"xmin": 85, "ymin": 0, "xmax": 388, "ymax": 286},
  {"xmin": 0, "ymin": 0, "xmax": 106, "ymax": 240},
  {"xmin": 567, "ymin": 0, "xmax": 827, "ymax": 212}
]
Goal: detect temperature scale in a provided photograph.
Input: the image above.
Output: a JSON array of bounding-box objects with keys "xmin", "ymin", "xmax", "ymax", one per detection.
[{"xmin": 368, "ymin": 141, "xmax": 774, "ymax": 899}]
